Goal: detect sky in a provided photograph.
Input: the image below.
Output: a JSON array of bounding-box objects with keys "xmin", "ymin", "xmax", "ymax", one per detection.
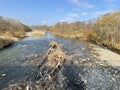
[{"xmin": 0, "ymin": 0, "xmax": 119, "ymax": 26}]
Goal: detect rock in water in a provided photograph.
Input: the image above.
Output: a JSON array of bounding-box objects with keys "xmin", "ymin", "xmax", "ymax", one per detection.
[{"xmin": 1, "ymin": 73, "xmax": 6, "ymax": 77}]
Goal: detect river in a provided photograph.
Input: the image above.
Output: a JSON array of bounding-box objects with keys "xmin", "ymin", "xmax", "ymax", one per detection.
[{"xmin": 0, "ymin": 32, "xmax": 120, "ymax": 90}]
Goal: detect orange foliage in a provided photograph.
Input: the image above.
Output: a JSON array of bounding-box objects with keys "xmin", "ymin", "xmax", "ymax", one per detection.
[{"xmin": 85, "ymin": 29, "xmax": 93, "ymax": 38}]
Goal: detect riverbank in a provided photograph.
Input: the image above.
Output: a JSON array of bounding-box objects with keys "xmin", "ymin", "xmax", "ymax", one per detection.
[
  {"xmin": 0, "ymin": 38, "xmax": 14, "ymax": 49},
  {"xmin": 0, "ymin": 32, "xmax": 120, "ymax": 89},
  {"xmin": 89, "ymin": 43, "xmax": 120, "ymax": 66},
  {"xmin": 0, "ymin": 30, "xmax": 46, "ymax": 49},
  {"xmin": 52, "ymin": 31, "xmax": 86, "ymax": 40},
  {"xmin": 26, "ymin": 30, "xmax": 45, "ymax": 38}
]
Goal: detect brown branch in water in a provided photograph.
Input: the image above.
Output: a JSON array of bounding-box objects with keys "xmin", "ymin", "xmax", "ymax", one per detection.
[{"xmin": 3, "ymin": 41, "xmax": 66, "ymax": 90}]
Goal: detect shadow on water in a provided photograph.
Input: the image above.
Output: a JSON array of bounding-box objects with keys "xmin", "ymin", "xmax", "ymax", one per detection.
[
  {"xmin": 62, "ymin": 65, "xmax": 86, "ymax": 90},
  {"xmin": 0, "ymin": 65, "xmax": 86, "ymax": 90},
  {"xmin": 62, "ymin": 64, "xmax": 120, "ymax": 90},
  {"xmin": 0, "ymin": 66, "xmax": 36, "ymax": 89}
]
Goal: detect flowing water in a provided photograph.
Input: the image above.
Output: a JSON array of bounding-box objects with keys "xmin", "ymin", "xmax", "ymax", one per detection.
[{"xmin": 0, "ymin": 32, "xmax": 120, "ymax": 90}]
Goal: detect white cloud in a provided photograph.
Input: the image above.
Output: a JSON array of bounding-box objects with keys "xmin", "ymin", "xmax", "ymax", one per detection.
[
  {"xmin": 68, "ymin": 13, "xmax": 79, "ymax": 18},
  {"xmin": 69, "ymin": 0, "xmax": 94, "ymax": 9},
  {"xmin": 92, "ymin": 10, "xmax": 114, "ymax": 17},
  {"xmin": 40, "ymin": 20, "xmax": 51, "ymax": 25},
  {"xmin": 60, "ymin": 13, "xmax": 79, "ymax": 22},
  {"xmin": 81, "ymin": 12, "xmax": 88, "ymax": 16},
  {"xmin": 94, "ymin": 11, "xmax": 107, "ymax": 16},
  {"xmin": 60, "ymin": 17, "xmax": 73, "ymax": 22}
]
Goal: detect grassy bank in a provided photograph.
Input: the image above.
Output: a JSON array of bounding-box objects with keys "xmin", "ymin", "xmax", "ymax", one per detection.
[
  {"xmin": 0, "ymin": 38, "xmax": 14, "ymax": 49},
  {"xmin": 0, "ymin": 16, "xmax": 32, "ymax": 49},
  {"xmin": 52, "ymin": 31, "xmax": 85, "ymax": 40},
  {"xmin": 26, "ymin": 30, "xmax": 45, "ymax": 38},
  {"xmin": 88, "ymin": 12, "xmax": 120, "ymax": 51}
]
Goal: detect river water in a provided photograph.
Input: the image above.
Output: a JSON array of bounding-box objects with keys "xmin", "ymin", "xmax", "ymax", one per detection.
[
  {"xmin": 0, "ymin": 32, "xmax": 120, "ymax": 90},
  {"xmin": 0, "ymin": 32, "xmax": 87, "ymax": 89}
]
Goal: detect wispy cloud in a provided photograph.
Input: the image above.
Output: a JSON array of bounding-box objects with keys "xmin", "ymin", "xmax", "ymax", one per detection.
[
  {"xmin": 60, "ymin": 13, "xmax": 79, "ymax": 22},
  {"xmin": 92, "ymin": 10, "xmax": 114, "ymax": 17},
  {"xmin": 68, "ymin": 13, "xmax": 79, "ymax": 18},
  {"xmin": 40, "ymin": 20, "xmax": 51, "ymax": 25},
  {"xmin": 81, "ymin": 12, "xmax": 88, "ymax": 16},
  {"xmin": 69, "ymin": 0, "xmax": 94, "ymax": 9}
]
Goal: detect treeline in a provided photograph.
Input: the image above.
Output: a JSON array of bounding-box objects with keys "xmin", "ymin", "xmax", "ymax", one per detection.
[
  {"xmin": 0, "ymin": 16, "xmax": 32, "ymax": 38},
  {"xmin": 50, "ymin": 12, "xmax": 120, "ymax": 51},
  {"xmin": 31, "ymin": 25, "xmax": 49, "ymax": 31},
  {"xmin": 89, "ymin": 12, "xmax": 120, "ymax": 50},
  {"xmin": 0, "ymin": 38, "xmax": 13, "ymax": 49},
  {"xmin": 50, "ymin": 21, "xmax": 94, "ymax": 40}
]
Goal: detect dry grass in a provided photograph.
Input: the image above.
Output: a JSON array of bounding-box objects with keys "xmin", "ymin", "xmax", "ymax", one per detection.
[
  {"xmin": 0, "ymin": 37, "xmax": 14, "ymax": 49},
  {"xmin": 26, "ymin": 30, "xmax": 45, "ymax": 37},
  {"xmin": 52, "ymin": 31, "xmax": 86, "ymax": 40}
]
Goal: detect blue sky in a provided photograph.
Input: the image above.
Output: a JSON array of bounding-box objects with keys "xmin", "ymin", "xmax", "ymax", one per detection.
[{"xmin": 0, "ymin": 0, "xmax": 119, "ymax": 26}]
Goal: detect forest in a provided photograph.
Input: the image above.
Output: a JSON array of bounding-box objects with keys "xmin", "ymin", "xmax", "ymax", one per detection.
[
  {"xmin": 0, "ymin": 12, "xmax": 120, "ymax": 51},
  {"xmin": 50, "ymin": 12, "xmax": 120, "ymax": 51},
  {"xmin": 0, "ymin": 16, "xmax": 32, "ymax": 49},
  {"xmin": 0, "ymin": 16, "xmax": 31, "ymax": 38}
]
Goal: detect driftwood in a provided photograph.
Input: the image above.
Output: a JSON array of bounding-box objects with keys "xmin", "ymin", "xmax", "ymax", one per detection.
[{"xmin": 3, "ymin": 41, "xmax": 66, "ymax": 90}]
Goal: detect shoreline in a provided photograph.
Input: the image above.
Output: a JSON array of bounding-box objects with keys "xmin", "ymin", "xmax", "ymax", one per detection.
[
  {"xmin": 0, "ymin": 38, "xmax": 14, "ymax": 49},
  {"xmin": 0, "ymin": 30, "xmax": 46, "ymax": 49},
  {"xmin": 26, "ymin": 30, "xmax": 46, "ymax": 38},
  {"xmin": 0, "ymin": 32, "xmax": 120, "ymax": 89},
  {"xmin": 89, "ymin": 43, "xmax": 120, "ymax": 66}
]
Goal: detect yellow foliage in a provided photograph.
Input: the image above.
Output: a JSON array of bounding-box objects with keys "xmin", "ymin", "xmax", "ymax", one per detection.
[{"xmin": 90, "ymin": 12, "xmax": 120, "ymax": 50}]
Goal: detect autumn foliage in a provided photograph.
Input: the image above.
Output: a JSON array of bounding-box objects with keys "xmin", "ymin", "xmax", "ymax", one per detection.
[
  {"xmin": 0, "ymin": 16, "xmax": 32, "ymax": 38},
  {"xmin": 50, "ymin": 21, "xmax": 94, "ymax": 40},
  {"xmin": 89, "ymin": 12, "xmax": 120, "ymax": 50}
]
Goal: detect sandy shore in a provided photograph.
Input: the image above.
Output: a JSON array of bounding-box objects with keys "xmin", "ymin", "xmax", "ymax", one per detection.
[
  {"xmin": 90, "ymin": 44, "xmax": 120, "ymax": 66},
  {"xmin": 26, "ymin": 30, "xmax": 45, "ymax": 37}
]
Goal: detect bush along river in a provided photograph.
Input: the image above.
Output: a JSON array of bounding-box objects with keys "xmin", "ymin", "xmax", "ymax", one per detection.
[{"xmin": 0, "ymin": 32, "xmax": 120, "ymax": 90}]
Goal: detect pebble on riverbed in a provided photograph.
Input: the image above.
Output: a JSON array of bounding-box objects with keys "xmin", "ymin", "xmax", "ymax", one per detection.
[{"xmin": 1, "ymin": 73, "xmax": 6, "ymax": 77}]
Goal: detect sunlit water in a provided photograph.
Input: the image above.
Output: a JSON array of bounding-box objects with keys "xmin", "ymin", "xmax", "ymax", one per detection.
[
  {"xmin": 0, "ymin": 32, "xmax": 87, "ymax": 66},
  {"xmin": 1, "ymin": 32, "xmax": 119, "ymax": 90},
  {"xmin": 0, "ymin": 32, "xmax": 89, "ymax": 89}
]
